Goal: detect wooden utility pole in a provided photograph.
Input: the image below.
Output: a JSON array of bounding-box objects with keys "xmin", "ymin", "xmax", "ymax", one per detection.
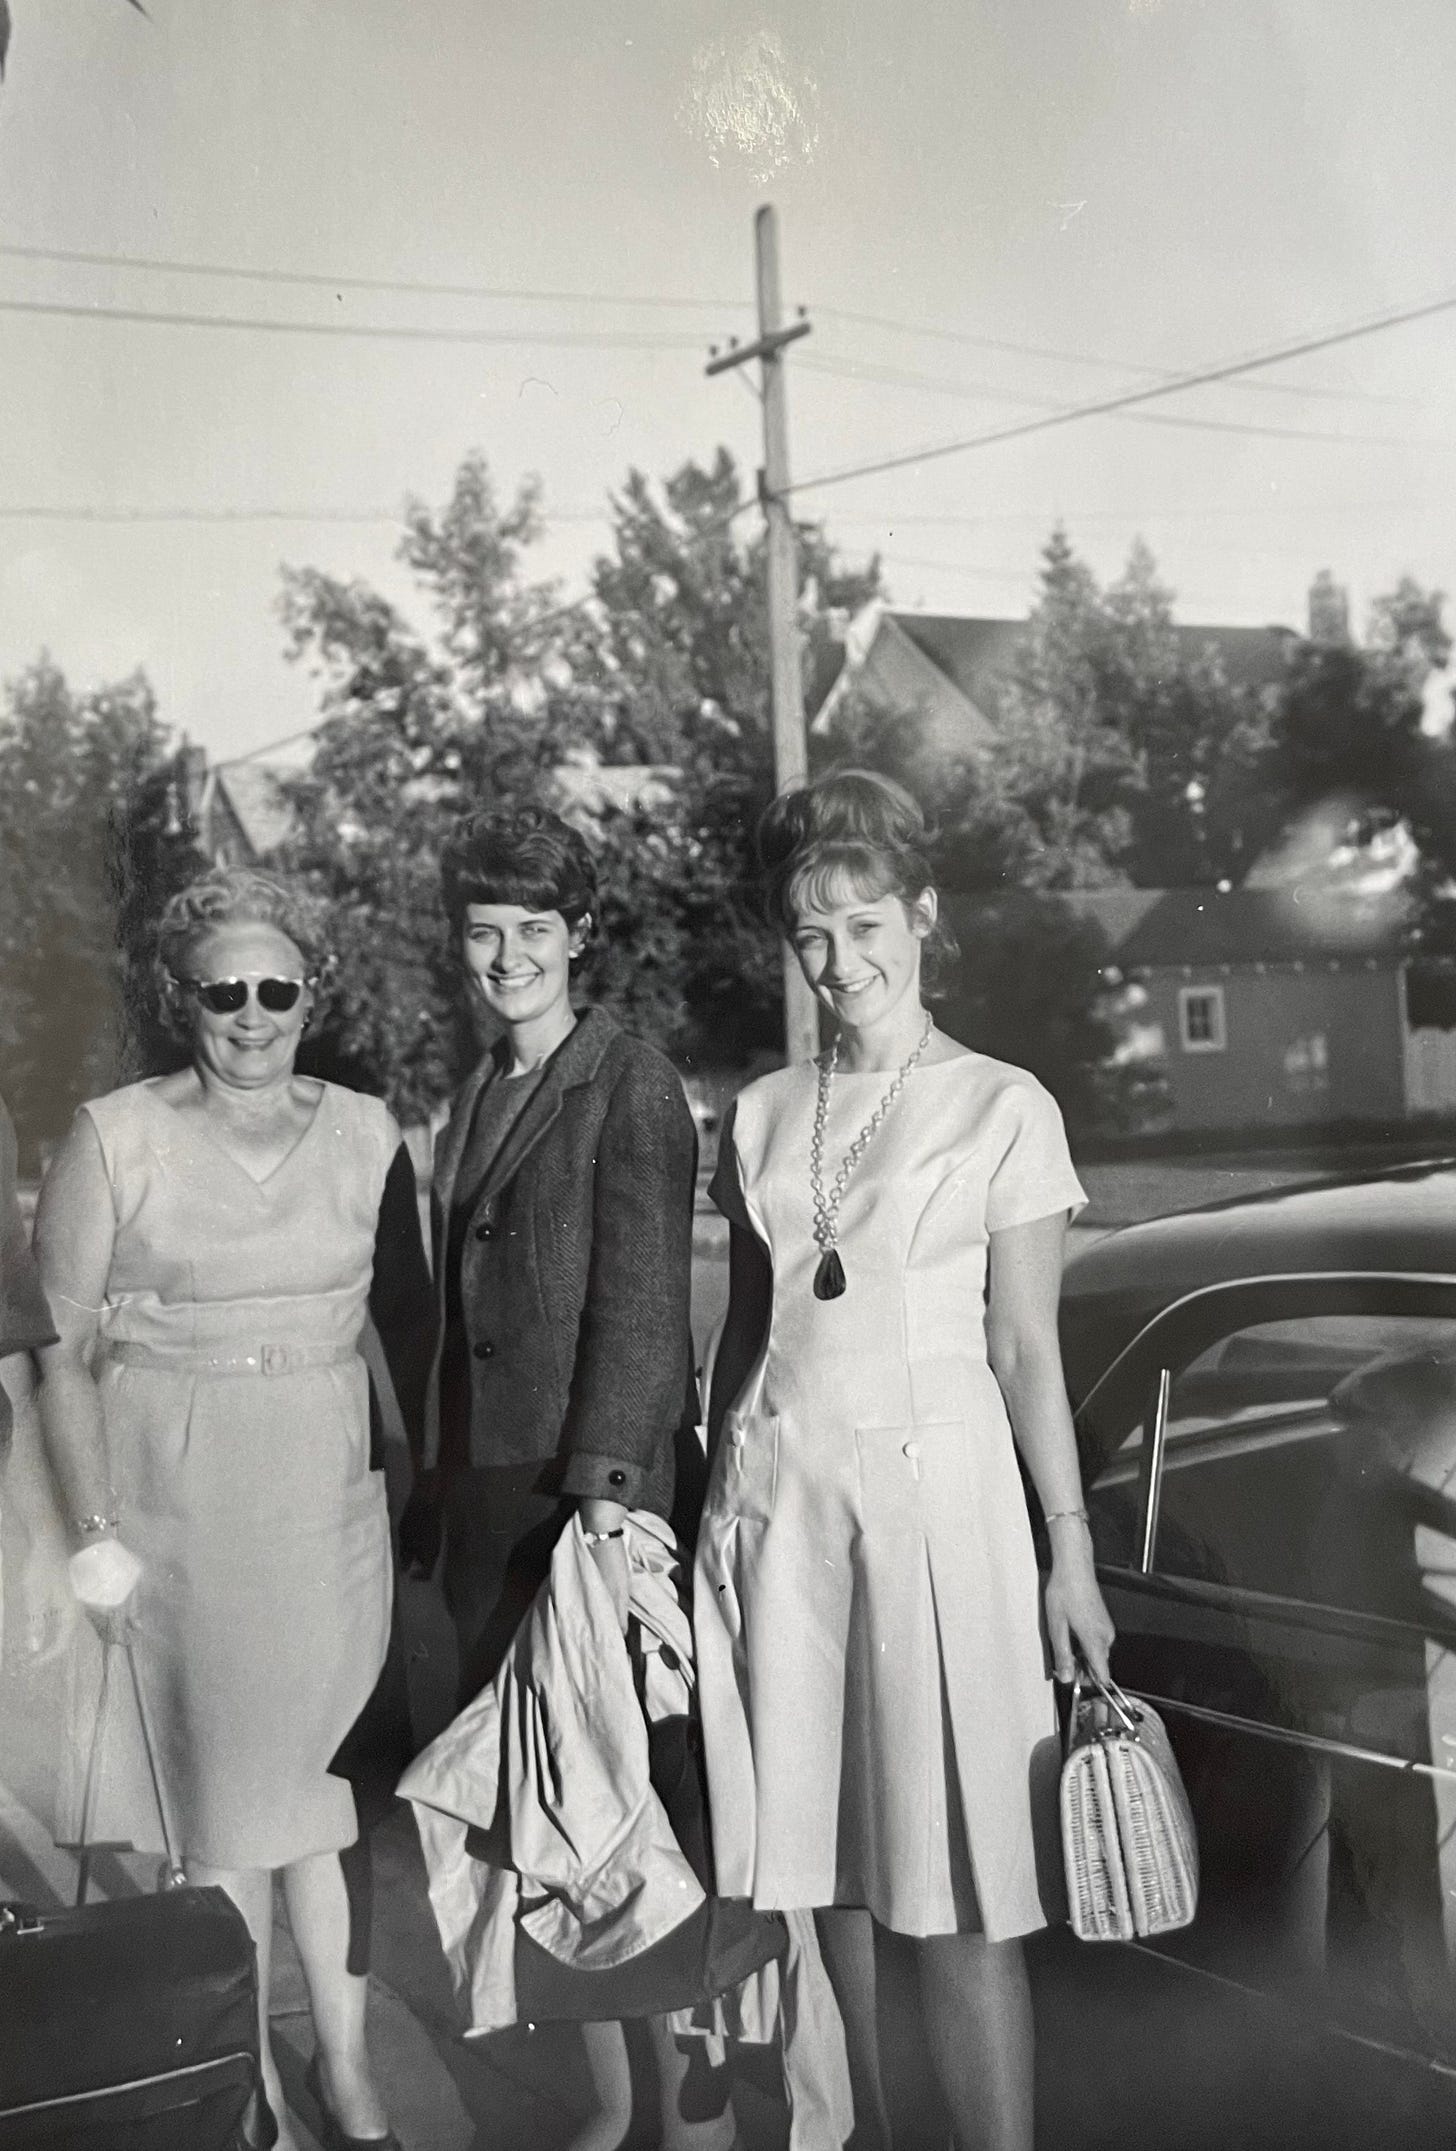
[{"xmin": 707, "ymin": 204, "xmax": 819, "ymax": 1064}]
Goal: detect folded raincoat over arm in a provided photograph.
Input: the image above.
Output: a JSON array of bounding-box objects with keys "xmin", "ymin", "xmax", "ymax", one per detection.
[{"xmin": 400, "ymin": 1511, "xmax": 853, "ymax": 2149}]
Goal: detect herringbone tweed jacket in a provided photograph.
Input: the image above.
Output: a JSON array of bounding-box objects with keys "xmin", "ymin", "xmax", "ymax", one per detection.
[{"xmin": 423, "ymin": 1007, "xmax": 700, "ymax": 1521}]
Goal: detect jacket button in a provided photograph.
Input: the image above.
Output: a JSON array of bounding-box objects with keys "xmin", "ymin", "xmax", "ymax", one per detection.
[
  {"xmin": 473, "ymin": 1341, "xmax": 495, "ymax": 1361},
  {"xmin": 608, "ymin": 1470, "xmax": 626, "ymax": 1488},
  {"xmin": 475, "ymin": 1222, "xmax": 494, "ymax": 1241}
]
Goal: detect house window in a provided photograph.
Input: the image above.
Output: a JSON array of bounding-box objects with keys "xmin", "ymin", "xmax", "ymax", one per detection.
[
  {"xmin": 1178, "ymin": 984, "xmax": 1226, "ymax": 1054},
  {"xmin": 1283, "ymin": 1032, "xmax": 1329, "ymax": 1093}
]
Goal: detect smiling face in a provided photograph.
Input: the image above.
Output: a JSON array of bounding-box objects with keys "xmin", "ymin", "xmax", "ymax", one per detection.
[
  {"xmin": 461, "ymin": 902, "xmax": 585, "ymax": 1034},
  {"xmin": 179, "ymin": 921, "xmax": 312, "ymax": 1092},
  {"xmin": 787, "ymin": 872, "xmax": 935, "ymax": 1037}
]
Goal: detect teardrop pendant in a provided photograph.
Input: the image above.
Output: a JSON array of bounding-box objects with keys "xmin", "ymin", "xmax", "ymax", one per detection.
[{"xmin": 813, "ymin": 1247, "xmax": 847, "ymax": 1301}]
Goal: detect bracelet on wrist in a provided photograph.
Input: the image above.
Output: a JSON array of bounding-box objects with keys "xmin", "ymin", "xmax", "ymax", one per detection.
[
  {"xmin": 582, "ymin": 1526, "xmax": 625, "ymax": 1546},
  {"xmin": 1044, "ymin": 1506, "xmax": 1090, "ymax": 1528},
  {"xmin": 71, "ymin": 1513, "xmax": 118, "ymax": 1541}
]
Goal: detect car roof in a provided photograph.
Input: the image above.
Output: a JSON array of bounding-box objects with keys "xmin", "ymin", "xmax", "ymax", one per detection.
[{"xmin": 1060, "ymin": 1156, "xmax": 1456, "ymax": 1400}]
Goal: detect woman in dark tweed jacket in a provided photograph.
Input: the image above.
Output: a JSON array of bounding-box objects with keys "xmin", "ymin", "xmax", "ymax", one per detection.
[
  {"xmin": 407, "ymin": 803, "xmax": 725, "ymax": 2151},
  {"xmin": 410, "ymin": 804, "xmax": 701, "ymax": 1691}
]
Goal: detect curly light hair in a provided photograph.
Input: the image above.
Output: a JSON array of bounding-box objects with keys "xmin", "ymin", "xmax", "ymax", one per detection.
[{"xmin": 154, "ymin": 866, "xmax": 335, "ymax": 1034}]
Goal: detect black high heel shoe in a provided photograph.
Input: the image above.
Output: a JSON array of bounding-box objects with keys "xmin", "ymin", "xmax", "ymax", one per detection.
[{"xmin": 304, "ymin": 2054, "xmax": 402, "ymax": 2151}]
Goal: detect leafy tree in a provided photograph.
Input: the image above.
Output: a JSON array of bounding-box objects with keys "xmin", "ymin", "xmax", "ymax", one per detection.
[
  {"xmin": 584, "ymin": 451, "xmax": 882, "ymax": 1058},
  {"xmin": 949, "ymin": 531, "xmax": 1270, "ymax": 892},
  {"xmin": 0, "ymin": 658, "xmax": 204, "ymax": 1166},
  {"xmin": 835, "ymin": 531, "xmax": 1271, "ymax": 899},
  {"xmin": 277, "ymin": 448, "xmax": 883, "ymax": 1114},
  {"xmin": 936, "ymin": 893, "xmax": 1120, "ymax": 1129},
  {"xmin": 276, "ymin": 458, "xmax": 574, "ymax": 1121}
]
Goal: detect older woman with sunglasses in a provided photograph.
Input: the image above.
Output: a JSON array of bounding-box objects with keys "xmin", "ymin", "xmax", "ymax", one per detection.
[{"xmin": 33, "ymin": 867, "xmax": 432, "ymax": 2151}]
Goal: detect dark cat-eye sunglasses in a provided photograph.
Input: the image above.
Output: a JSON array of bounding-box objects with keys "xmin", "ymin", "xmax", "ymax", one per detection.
[{"xmin": 175, "ymin": 974, "xmax": 312, "ymax": 1016}]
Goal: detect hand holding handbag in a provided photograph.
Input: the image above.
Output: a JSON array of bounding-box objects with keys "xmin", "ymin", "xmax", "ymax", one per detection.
[
  {"xmin": 1060, "ymin": 1664, "xmax": 1199, "ymax": 1943},
  {"xmin": 0, "ymin": 1636, "xmax": 260, "ymax": 2147}
]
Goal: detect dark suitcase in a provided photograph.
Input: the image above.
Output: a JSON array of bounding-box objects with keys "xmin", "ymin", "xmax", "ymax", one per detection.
[
  {"xmin": 0, "ymin": 1636, "xmax": 259, "ymax": 2147},
  {"xmin": 0, "ymin": 1888, "xmax": 258, "ymax": 2147}
]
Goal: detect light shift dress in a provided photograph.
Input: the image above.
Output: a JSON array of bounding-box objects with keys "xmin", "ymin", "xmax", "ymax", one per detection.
[
  {"xmin": 694, "ymin": 1051, "xmax": 1086, "ymax": 1941},
  {"xmin": 59, "ymin": 1078, "xmax": 395, "ymax": 1870}
]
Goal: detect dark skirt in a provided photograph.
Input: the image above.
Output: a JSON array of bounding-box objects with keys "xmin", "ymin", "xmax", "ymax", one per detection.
[{"xmin": 441, "ymin": 1460, "xmax": 575, "ymax": 1707}]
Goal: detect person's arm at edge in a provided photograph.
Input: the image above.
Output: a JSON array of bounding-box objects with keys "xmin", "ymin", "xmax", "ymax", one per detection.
[
  {"xmin": 32, "ymin": 1114, "xmax": 141, "ymax": 1608},
  {"xmin": 985, "ymin": 1209, "xmax": 1115, "ymax": 1684}
]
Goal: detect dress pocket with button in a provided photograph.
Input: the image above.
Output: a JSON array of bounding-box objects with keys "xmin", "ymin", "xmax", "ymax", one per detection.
[
  {"xmin": 854, "ymin": 1420, "xmax": 973, "ymax": 1533},
  {"xmin": 717, "ymin": 1411, "xmax": 780, "ymax": 1526}
]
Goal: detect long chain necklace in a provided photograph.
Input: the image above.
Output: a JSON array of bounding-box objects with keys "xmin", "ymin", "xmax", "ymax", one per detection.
[{"xmin": 809, "ymin": 1015, "xmax": 934, "ymax": 1301}]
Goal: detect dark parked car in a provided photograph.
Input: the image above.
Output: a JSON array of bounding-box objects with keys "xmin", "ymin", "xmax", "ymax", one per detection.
[{"xmin": 1042, "ymin": 1160, "xmax": 1456, "ymax": 2147}]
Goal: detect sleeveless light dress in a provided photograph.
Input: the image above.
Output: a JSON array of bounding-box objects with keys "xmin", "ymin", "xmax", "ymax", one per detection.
[
  {"xmin": 694, "ymin": 1052, "xmax": 1086, "ymax": 1940},
  {"xmin": 60, "ymin": 1078, "xmax": 394, "ymax": 1870}
]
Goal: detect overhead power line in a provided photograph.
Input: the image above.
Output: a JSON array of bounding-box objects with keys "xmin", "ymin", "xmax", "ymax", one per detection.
[
  {"xmin": 830, "ymin": 498, "xmax": 1422, "ymax": 529},
  {"xmin": 0, "ymin": 240, "xmax": 1417, "ymax": 414},
  {"xmin": 0, "ymin": 504, "xmax": 613, "ymax": 525},
  {"xmin": 879, "ymin": 553, "xmax": 1033, "ymax": 586},
  {"xmin": 0, "ymin": 239, "xmax": 745, "ymax": 315},
  {"xmin": 219, "ymin": 728, "xmax": 322, "ymax": 767},
  {"xmin": 787, "ymin": 286, "xmax": 1456, "ymax": 500},
  {"xmin": 802, "ymin": 351, "xmax": 1448, "ymax": 454},
  {"xmin": 1129, "ymin": 408, "xmax": 1455, "ymax": 452},
  {"xmin": 0, "ymin": 293, "xmax": 711, "ymax": 350},
  {"xmin": 0, "ymin": 504, "xmax": 400, "ymax": 524},
  {"xmin": 815, "ymin": 301, "xmax": 1409, "ymax": 409}
]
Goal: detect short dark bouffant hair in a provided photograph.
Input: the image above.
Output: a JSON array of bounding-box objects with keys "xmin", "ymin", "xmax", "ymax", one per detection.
[
  {"xmin": 757, "ymin": 769, "xmax": 960, "ymax": 985},
  {"xmin": 440, "ymin": 803, "xmax": 599, "ymax": 938}
]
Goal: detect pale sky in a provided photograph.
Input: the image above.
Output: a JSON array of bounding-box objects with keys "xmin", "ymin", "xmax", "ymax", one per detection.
[{"xmin": 2, "ymin": 0, "xmax": 1455, "ymax": 762}]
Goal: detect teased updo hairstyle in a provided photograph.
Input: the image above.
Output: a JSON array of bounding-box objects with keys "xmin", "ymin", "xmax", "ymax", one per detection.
[
  {"xmin": 440, "ymin": 802, "xmax": 598, "ymax": 947},
  {"xmin": 154, "ymin": 866, "xmax": 334, "ymax": 1035},
  {"xmin": 757, "ymin": 769, "xmax": 960, "ymax": 989}
]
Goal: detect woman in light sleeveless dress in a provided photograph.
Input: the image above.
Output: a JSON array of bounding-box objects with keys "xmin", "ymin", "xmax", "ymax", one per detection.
[
  {"xmin": 35, "ymin": 868, "xmax": 431, "ymax": 2151},
  {"xmin": 695, "ymin": 774, "xmax": 1115, "ymax": 2151}
]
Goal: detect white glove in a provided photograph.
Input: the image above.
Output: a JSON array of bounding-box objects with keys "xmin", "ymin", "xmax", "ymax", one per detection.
[{"xmin": 68, "ymin": 1539, "xmax": 143, "ymax": 1610}]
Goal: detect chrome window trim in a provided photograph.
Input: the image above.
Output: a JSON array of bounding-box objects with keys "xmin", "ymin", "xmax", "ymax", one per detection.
[
  {"xmin": 1097, "ymin": 1559, "xmax": 1450, "ymax": 1652},
  {"xmin": 1133, "ymin": 1688, "xmax": 1456, "ymax": 1786},
  {"xmin": 1079, "ymin": 1270, "xmax": 1456, "ymax": 1580},
  {"xmin": 1136, "ymin": 1366, "xmax": 1171, "ymax": 1575},
  {"xmin": 1079, "ymin": 1269, "xmax": 1456, "ymax": 1421}
]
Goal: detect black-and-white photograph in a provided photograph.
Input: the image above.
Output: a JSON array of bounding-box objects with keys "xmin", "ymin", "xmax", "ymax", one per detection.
[{"xmin": 2, "ymin": 5, "xmax": 1455, "ymax": 2146}]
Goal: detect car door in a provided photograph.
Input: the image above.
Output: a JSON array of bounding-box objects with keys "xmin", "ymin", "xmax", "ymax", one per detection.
[{"xmin": 1076, "ymin": 1273, "xmax": 1456, "ymax": 2069}]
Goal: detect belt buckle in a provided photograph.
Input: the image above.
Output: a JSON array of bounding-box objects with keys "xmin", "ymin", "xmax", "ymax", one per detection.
[{"xmin": 261, "ymin": 1344, "xmax": 290, "ymax": 1377}]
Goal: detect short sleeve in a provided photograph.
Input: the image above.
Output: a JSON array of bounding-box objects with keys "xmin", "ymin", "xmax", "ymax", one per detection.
[
  {"xmin": 983, "ymin": 1080, "xmax": 1086, "ymax": 1235},
  {"xmin": 707, "ymin": 1100, "xmax": 753, "ymax": 1232}
]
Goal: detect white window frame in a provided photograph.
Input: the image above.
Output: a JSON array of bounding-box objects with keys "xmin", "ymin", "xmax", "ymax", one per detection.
[{"xmin": 1178, "ymin": 983, "xmax": 1227, "ymax": 1054}]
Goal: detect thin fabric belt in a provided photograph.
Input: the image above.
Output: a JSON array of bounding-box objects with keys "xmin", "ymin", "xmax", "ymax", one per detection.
[{"xmin": 104, "ymin": 1339, "xmax": 360, "ymax": 1379}]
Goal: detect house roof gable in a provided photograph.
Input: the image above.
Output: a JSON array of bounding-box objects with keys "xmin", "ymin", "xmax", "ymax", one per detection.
[
  {"xmin": 812, "ymin": 605, "xmax": 1297, "ymax": 727},
  {"xmin": 211, "ymin": 764, "xmax": 297, "ymax": 859}
]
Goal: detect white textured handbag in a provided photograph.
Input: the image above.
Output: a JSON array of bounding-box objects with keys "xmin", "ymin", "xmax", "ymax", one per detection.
[{"xmin": 1060, "ymin": 1667, "xmax": 1199, "ymax": 1943}]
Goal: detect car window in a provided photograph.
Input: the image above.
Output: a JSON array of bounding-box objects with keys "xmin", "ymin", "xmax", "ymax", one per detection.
[{"xmin": 1142, "ymin": 1313, "xmax": 1456, "ymax": 1619}]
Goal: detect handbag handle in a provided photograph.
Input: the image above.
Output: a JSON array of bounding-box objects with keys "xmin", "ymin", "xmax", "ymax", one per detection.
[
  {"xmin": 1066, "ymin": 1660, "xmax": 1142, "ymax": 1754},
  {"xmin": 75, "ymin": 1632, "xmax": 186, "ymax": 1906}
]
